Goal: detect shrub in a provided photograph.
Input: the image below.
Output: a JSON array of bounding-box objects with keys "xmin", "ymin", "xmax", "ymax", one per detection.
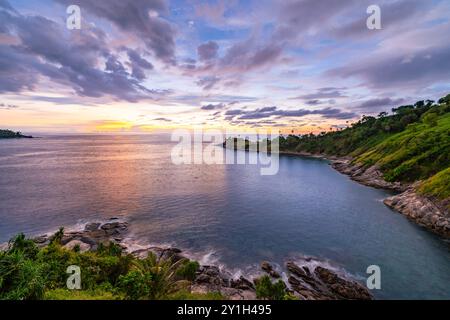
[
  {"xmin": 118, "ymin": 270, "xmax": 152, "ymax": 300},
  {"xmin": 0, "ymin": 251, "xmax": 46, "ymax": 300},
  {"xmin": 7, "ymin": 233, "xmax": 39, "ymax": 259},
  {"xmin": 49, "ymin": 227, "xmax": 65, "ymax": 245},
  {"xmin": 176, "ymin": 260, "xmax": 200, "ymax": 281},
  {"xmin": 254, "ymin": 275, "xmax": 286, "ymax": 300}
]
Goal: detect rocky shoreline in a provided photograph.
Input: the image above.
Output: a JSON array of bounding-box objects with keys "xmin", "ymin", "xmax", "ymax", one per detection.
[
  {"xmin": 330, "ymin": 159, "xmax": 449, "ymax": 239},
  {"xmin": 29, "ymin": 219, "xmax": 373, "ymax": 300}
]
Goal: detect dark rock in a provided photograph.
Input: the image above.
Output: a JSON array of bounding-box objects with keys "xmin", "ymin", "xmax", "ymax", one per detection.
[
  {"xmin": 230, "ymin": 276, "xmax": 255, "ymax": 291},
  {"xmin": 85, "ymin": 222, "xmax": 101, "ymax": 231},
  {"xmin": 101, "ymin": 221, "xmax": 128, "ymax": 231},
  {"xmin": 286, "ymin": 261, "xmax": 307, "ymax": 278},
  {"xmin": 384, "ymin": 187, "xmax": 450, "ymax": 239},
  {"xmin": 33, "ymin": 235, "xmax": 48, "ymax": 244},
  {"xmin": 285, "ymin": 261, "xmax": 372, "ymax": 300},
  {"xmin": 260, "ymin": 261, "xmax": 281, "ymax": 278},
  {"xmin": 160, "ymin": 248, "xmax": 183, "ymax": 262},
  {"xmin": 331, "ymin": 160, "xmax": 406, "ymax": 192},
  {"xmin": 314, "ymin": 267, "xmax": 372, "ymax": 300},
  {"xmin": 194, "ymin": 266, "xmax": 230, "ymax": 287}
]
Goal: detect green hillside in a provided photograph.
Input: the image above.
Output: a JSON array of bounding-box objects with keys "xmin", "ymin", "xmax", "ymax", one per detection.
[{"xmin": 278, "ymin": 94, "xmax": 450, "ymax": 205}]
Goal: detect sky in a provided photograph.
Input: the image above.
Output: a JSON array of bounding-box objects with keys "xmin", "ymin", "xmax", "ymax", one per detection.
[{"xmin": 1, "ymin": 0, "xmax": 450, "ymax": 134}]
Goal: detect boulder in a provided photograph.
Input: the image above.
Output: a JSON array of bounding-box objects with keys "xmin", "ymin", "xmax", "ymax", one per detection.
[
  {"xmin": 230, "ymin": 276, "xmax": 255, "ymax": 291},
  {"xmin": 314, "ymin": 266, "xmax": 372, "ymax": 300},
  {"xmin": 85, "ymin": 222, "xmax": 101, "ymax": 232},
  {"xmin": 64, "ymin": 240, "xmax": 91, "ymax": 252},
  {"xmin": 260, "ymin": 261, "xmax": 281, "ymax": 278}
]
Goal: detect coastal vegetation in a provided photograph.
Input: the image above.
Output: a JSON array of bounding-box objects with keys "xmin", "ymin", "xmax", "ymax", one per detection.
[
  {"xmin": 0, "ymin": 222, "xmax": 372, "ymax": 300},
  {"xmin": 0, "ymin": 230, "xmax": 216, "ymax": 300}
]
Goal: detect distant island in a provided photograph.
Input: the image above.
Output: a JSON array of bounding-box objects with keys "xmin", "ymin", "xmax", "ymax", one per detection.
[{"xmin": 0, "ymin": 129, "xmax": 33, "ymax": 139}]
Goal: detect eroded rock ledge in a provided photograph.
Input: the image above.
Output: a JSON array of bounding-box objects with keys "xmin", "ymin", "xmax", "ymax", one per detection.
[
  {"xmin": 31, "ymin": 220, "xmax": 373, "ymax": 300},
  {"xmin": 331, "ymin": 159, "xmax": 406, "ymax": 192},
  {"xmin": 384, "ymin": 187, "xmax": 450, "ymax": 238}
]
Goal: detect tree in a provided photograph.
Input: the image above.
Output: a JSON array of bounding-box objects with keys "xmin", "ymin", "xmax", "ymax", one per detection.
[
  {"xmin": 255, "ymin": 275, "xmax": 286, "ymax": 300},
  {"xmin": 119, "ymin": 252, "xmax": 189, "ymax": 299}
]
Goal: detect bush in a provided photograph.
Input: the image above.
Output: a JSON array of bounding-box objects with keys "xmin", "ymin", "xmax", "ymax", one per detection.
[
  {"xmin": 0, "ymin": 230, "xmax": 205, "ymax": 300},
  {"xmin": 176, "ymin": 260, "xmax": 199, "ymax": 281},
  {"xmin": 0, "ymin": 251, "xmax": 46, "ymax": 300},
  {"xmin": 49, "ymin": 227, "xmax": 64, "ymax": 245},
  {"xmin": 118, "ymin": 270, "xmax": 152, "ymax": 300},
  {"xmin": 254, "ymin": 275, "xmax": 286, "ymax": 300}
]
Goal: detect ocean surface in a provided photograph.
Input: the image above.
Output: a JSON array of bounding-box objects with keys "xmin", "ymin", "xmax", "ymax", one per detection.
[{"xmin": 0, "ymin": 135, "xmax": 449, "ymax": 299}]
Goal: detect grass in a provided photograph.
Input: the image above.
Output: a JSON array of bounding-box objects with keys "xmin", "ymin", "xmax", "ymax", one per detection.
[
  {"xmin": 418, "ymin": 168, "xmax": 450, "ymax": 208},
  {"xmin": 44, "ymin": 289, "xmax": 121, "ymax": 300},
  {"xmin": 355, "ymin": 113, "xmax": 450, "ymax": 183}
]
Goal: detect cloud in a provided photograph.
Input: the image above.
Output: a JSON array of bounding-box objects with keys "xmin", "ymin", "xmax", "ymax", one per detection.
[
  {"xmin": 220, "ymin": 41, "xmax": 283, "ymax": 72},
  {"xmin": 198, "ymin": 41, "xmax": 219, "ymax": 61},
  {"xmin": 194, "ymin": 0, "xmax": 230, "ymax": 25},
  {"xmin": 0, "ymin": 103, "xmax": 18, "ymax": 109},
  {"xmin": 273, "ymin": 0, "xmax": 357, "ymax": 42},
  {"xmin": 227, "ymin": 106, "xmax": 357, "ymax": 121},
  {"xmin": 291, "ymin": 87, "xmax": 346, "ymax": 100},
  {"xmin": 355, "ymin": 98, "xmax": 405, "ymax": 111},
  {"xmin": 55, "ymin": 0, "xmax": 176, "ymax": 63},
  {"xmin": 201, "ymin": 103, "xmax": 225, "ymax": 110},
  {"xmin": 225, "ymin": 109, "xmax": 245, "ymax": 116},
  {"xmin": 196, "ymin": 76, "xmax": 221, "ymax": 90},
  {"xmin": 125, "ymin": 48, "xmax": 154, "ymax": 81},
  {"xmin": 0, "ymin": 3, "xmax": 165, "ymax": 101},
  {"xmin": 188, "ymin": 37, "xmax": 284, "ymax": 90},
  {"xmin": 329, "ymin": 45, "xmax": 450, "ymax": 89},
  {"xmin": 0, "ymin": 0, "xmax": 15, "ymax": 12},
  {"xmin": 332, "ymin": 0, "xmax": 425, "ymax": 39},
  {"xmin": 153, "ymin": 117, "xmax": 172, "ymax": 122}
]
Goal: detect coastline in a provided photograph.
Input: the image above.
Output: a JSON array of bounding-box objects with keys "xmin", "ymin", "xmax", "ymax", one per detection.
[
  {"xmin": 24, "ymin": 219, "xmax": 373, "ymax": 300},
  {"xmin": 280, "ymin": 152, "xmax": 449, "ymax": 239}
]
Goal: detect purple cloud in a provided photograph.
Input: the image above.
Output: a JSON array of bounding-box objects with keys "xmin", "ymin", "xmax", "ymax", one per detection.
[
  {"xmin": 0, "ymin": 4, "xmax": 165, "ymax": 101},
  {"xmin": 228, "ymin": 106, "xmax": 357, "ymax": 120},
  {"xmin": 198, "ymin": 41, "xmax": 219, "ymax": 61},
  {"xmin": 55, "ymin": 0, "xmax": 176, "ymax": 63},
  {"xmin": 201, "ymin": 103, "xmax": 225, "ymax": 110},
  {"xmin": 196, "ymin": 76, "xmax": 220, "ymax": 90}
]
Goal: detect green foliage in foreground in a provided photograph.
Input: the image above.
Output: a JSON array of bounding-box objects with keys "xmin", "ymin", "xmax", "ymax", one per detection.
[
  {"xmin": 254, "ymin": 275, "xmax": 296, "ymax": 300},
  {"xmin": 44, "ymin": 288, "xmax": 121, "ymax": 300},
  {"xmin": 0, "ymin": 232, "xmax": 216, "ymax": 300},
  {"xmin": 277, "ymin": 94, "xmax": 450, "ymax": 205},
  {"xmin": 166, "ymin": 290, "xmax": 224, "ymax": 300}
]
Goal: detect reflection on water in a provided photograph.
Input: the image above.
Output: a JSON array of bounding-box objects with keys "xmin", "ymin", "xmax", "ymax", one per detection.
[{"xmin": 0, "ymin": 135, "xmax": 449, "ymax": 299}]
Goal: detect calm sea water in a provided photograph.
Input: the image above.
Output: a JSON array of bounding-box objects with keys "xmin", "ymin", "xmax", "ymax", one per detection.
[{"xmin": 0, "ymin": 135, "xmax": 449, "ymax": 299}]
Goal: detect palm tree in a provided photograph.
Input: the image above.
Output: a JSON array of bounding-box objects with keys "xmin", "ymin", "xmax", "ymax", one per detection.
[{"xmin": 131, "ymin": 252, "xmax": 189, "ymax": 299}]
